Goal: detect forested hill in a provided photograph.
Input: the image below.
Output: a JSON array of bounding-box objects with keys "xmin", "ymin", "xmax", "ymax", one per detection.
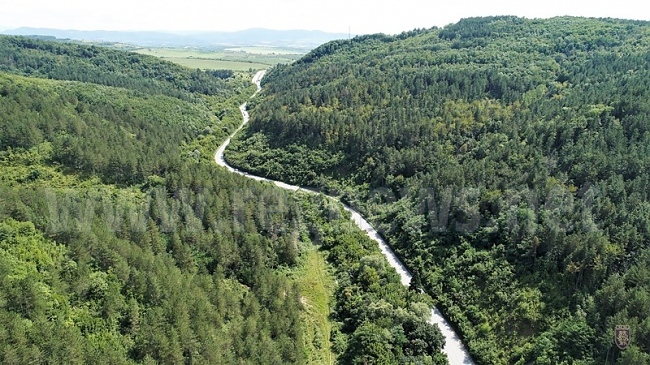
[
  {"xmin": 0, "ymin": 35, "xmax": 248, "ymax": 186},
  {"xmin": 1, "ymin": 36, "xmax": 447, "ymax": 364},
  {"xmin": 228, "ymin": 17, "xmax": 650, "ymax": 364},
  {"xmin": 0, "ymin": 35, "xmax": 313, "ymax": 363},
  {"xmin": 0, "ymin": 35, "xmax": 233, "ymax": 98}
]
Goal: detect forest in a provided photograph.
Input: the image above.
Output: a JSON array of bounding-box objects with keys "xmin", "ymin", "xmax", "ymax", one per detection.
[
  {"xmin": 226, "ymin": 16, "xmax": 650, "ymax": 364},
  {"xmin": 0, "ymin": 35, "xmax": 447, "ymax": 364}
]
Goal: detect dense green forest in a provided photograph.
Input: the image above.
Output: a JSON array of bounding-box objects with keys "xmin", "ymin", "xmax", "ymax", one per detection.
[
  {"xmin": 0, "ymin": 35, "xmax": 446, "ymax": 364},
  {"xmin": 300, "ymin": 194, "xmax": 447, "ymax": 364},
  {"xmin": 0, "ymin": 36, "xmax": 232, "ymax": 97},
  {"xmin": 227, "ymin": 17, "xmax": 650, "ymax": 364}
]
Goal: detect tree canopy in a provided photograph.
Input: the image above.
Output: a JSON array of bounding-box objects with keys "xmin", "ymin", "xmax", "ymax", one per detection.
[
  {"xmin": 0, "ymin": 34, "xmax": 448, "ymax": 364},
  {"xmin": 0, "ymin": 34, "xmax": 310, "ymax": 363},
  {"xmin": 227, "ymin": 16, "xmax": 650, "ymax": 364}
]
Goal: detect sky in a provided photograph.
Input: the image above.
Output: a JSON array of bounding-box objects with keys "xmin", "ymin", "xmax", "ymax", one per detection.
[{"xmin": 1, "ymin": 0, "xmax": 649, "ymax": 35}]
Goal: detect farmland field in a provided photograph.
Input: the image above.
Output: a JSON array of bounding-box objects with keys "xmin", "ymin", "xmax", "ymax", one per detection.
[
  {"xmin": 157, "ymin": 57, "xmax": 270, "ymax": 71},
  {"xmin": 133, "ymin": 46, "xmax": 305, "ymax": 70},
  {"xmin": 224, "ymin": 46, "xmax": 304, "ymax": 55}
]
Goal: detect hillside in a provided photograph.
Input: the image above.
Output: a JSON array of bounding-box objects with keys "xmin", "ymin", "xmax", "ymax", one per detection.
[
  {"xmin": 0, "ymin": 35, "xmax": 446, "ymax": 364},
  {"xmin": 227, "ymin": 16, "xmax": 650, "ymax": 364},
  {"xmin": 0, "ymin": 35, "xmax": 238, "ymax": 98},
  {"xmin": 0, "ymin": 34, "xmax": 310, "ymax": 363}
]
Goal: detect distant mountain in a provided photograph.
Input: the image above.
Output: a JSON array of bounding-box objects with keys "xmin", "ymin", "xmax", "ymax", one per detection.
[{"xmin": 1, "ymin": 27, "xmax": 350, "ymax": 49}]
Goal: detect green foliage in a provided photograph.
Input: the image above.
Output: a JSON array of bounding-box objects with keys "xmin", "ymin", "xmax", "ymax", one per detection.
[
  {"xmin": 300, "ymin": 195, "xmax": 447, "ymax": 364},
  {"xmin": 0, "ymin": 149, "xmax": 312, "ymax": 364},
  {"xmin": 0, "ymin": 35, "xmax": 310, "ymax": 364},
  {"xmin": 228, "ymin": 16, "xmax": 650, "ymax": 364},
  {"xmin": 0, "ymin": 66, "xmax": 251, "ymax": 186},
  {"xmin": 0, "ymin": 35, "xmax": 234, "ymax": 98},
  {"xmin": 0, "ymin": 33, "xmax": 445, "ymax": 364}
]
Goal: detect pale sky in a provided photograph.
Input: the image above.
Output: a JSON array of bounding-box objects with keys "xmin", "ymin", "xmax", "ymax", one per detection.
[{"xmin": 1, "ymin": 0, "xmax": 649, "ymax": 35}]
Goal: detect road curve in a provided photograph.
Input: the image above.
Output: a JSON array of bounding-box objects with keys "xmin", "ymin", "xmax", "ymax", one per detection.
[{"xmin": 214, "ymin": 70, "xmax": 475, "ymax": 365}]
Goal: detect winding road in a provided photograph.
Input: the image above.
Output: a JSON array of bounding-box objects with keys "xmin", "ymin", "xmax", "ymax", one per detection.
[{"xmin": 215, "ymin": 70, "xmax": 475, "ymax": 365}]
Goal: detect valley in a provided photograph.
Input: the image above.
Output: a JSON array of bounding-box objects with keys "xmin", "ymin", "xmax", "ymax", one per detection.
[
  {"xmin": 217, "ymin": 70, "xmax": 473, "ymax": 363},
  {"xmin": 0, "ymin": 33, "xmax": 449, "ymax": 364},
  {"xmin": 3, "ymin": 14, "xmax": 650, "ymax": 365},
  {"xmin": 226, "ymin": 16, "xmax": 650, "ymax": 364}
]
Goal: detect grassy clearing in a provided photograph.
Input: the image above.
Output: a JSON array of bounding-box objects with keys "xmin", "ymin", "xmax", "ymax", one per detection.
[{"xmin": 296, "ymin": 249, "xmax": 335, "ymax": 364}]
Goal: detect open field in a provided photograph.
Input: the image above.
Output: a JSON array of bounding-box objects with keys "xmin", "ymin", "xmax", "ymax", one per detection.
[
  {"xmin": 133, "ymin": 46, "xmax": 305, "ymax": 70},
  {"xmin": 157, "ymin": 57, "xmax": 270, "ymax": 71},
  {"xmin": 224, "ymin": 46, "xmax": 306, "ymax": 55},
  {"xmin": 295, "ymin": 249, "xmax": 335, "ymax": 364}
]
